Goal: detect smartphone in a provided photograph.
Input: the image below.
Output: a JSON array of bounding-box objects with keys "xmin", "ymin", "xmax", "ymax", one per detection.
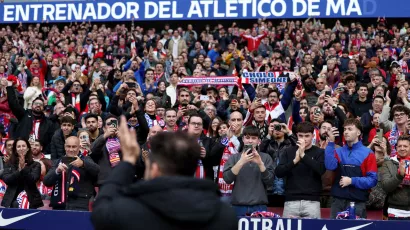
[
  {"xmin": 289, "ymin": 72, "xmax": 297, "ymax": 81},
  {"xmin": 325, "ymin": 91, "xmax": 331, "ymax": 97},
  {"xmin": 243, "ymin": 144, "xmax": 253, "ymax": 154},
  {"xmin": 400, "ymin": 74, "xmax": 406, "ymax": 81},
  {"xmin": 111, "ymin": 120, "xmax": 118, "ymax": 128},
  {"xmin": 322, "ymin": 65, "xmax": 328, "ymax": 72},
  {"xmin": 314, "ymin": 108, "xmax": 321, "ymax": 116},
  {"xmin": 61, "ymin": 156, "xmax": 77, "ymax": 165},
  {"xmin": 293, "ymin": 66, "xmax": 299, "ymax": 74},
  {"xmin": 200, "ymin": 95, "xmax": 209, "ymax": 101},
  {"xmin": 80, "ymin": 135, "xmax": 89, "ymax": 142},
  {"xmin": 376, "ymin": 128, "xmax": 383, "ymax": 141},
  {"xmin": 126, "ymin": 82, "xmax": 136, "ymax": 88}
]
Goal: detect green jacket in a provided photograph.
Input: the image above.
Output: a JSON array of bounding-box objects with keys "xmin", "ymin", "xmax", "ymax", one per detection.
[{"xmin": 380, "ymin": 158, "xmax": 410, "ymax": 211}]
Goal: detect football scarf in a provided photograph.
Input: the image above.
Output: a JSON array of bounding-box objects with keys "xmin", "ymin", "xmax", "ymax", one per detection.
[
  {"xmin": 106, "ymin": 138, "xmax": 121, "ymax": 167},
  {"xmin": 217, "ymin": 138, "xmax": 238, "ymax": 196}
]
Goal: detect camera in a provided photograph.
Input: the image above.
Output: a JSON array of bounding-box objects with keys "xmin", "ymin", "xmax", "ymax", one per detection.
[{"xmin": 274, "ymin": 124, "xmax": 282, "ymax": 131}]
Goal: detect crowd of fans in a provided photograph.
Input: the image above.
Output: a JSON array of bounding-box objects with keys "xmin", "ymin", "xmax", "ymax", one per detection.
[{"xmin": 0, "ymin": 16, "xmax": 409, "ymax": 221}]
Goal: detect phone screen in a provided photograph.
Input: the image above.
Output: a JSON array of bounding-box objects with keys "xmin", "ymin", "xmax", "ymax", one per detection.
[
  {"xmin": 61, "ymin": 156, "xmax": 77, "ymax": 165},
  {"xmin": 110, "ymin": 120, "xmax": 118, "ymax": 128},
  {"xmin": 243, "ymin": 144, "xmax": 253, "ymax": 154}
]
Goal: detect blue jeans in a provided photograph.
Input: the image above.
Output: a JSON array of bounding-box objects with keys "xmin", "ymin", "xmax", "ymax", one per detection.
[{"xmin": 233, "ymin": 205, "xmax": 267, "ymax": 216}]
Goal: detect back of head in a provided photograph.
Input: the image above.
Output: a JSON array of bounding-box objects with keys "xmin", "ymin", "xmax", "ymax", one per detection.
[{"xmin": 149, "ymin": 131, "xmax": 200, "ymax": 177}]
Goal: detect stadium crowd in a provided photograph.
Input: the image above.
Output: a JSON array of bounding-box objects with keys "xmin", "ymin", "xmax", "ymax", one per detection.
[{"xmin": 0, "ymin": 16, "xmax": 409, "ymax": 222}]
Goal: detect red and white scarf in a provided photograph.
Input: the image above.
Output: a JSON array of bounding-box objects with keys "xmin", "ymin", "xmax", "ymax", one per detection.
[
  {"xmin": 29, "ymin": 119, "xmax": 41, "ymax": 142},
  {"xmin": 264, "ymin": 102, "xmax": 284, "ymax": 122},
  {"xmin": 392, "ymin": 155, "xmax": 410, "ymax": 186},
  {"xmin": 195, "ymin": 139, "xmax": 206, "ymax": 179},
  {"xmin": 163, "ymin": 125, "xmax": 178, "ymax": 132},
  {"xmin": 217, "ymin": 139, "xmax": 238, "ymax": 196},
  {"xmin": 71, "ymin": 93, "xmax": 81, "ymax": 113}
]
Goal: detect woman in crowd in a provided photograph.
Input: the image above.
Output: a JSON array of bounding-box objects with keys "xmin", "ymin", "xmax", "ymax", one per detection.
[{"xmin": 1, "ymin": 138, "xmax": 42, "ymax": 209}]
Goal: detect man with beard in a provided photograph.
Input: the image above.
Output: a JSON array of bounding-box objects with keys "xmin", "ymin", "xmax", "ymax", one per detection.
[
  {"xmin": 6, "ymin": 81, "xmax": 55, "ymax": 154},
  {"xmin": 302, "ymin": 75, "xmax": 319, "ymax": 107},
  {"xmin": 163, "ymin": 109, "xmax": 178, "ymax": 132},
  {"xmin": 84, "ymin": 114, "xmax": 101, "ymax": 144},
  {"xmin": 91, "ymin": 117, "xmax": 237, "ymax": 230},
  {"xmin": 360, "ymin": 96, "xmax": 385, "ymax": 145},
  {"xmin": 31, "ymin": 139, "xmax": 45, "ymax": 161},
  {"xmin": 61, "ymin": 77, "xmax": 91, "ymax": 114},
  {"xmin": 26, "ymin": 51, "xmax": 48, "ymax": 87},
  {"xmin": 50, "ymin": 116, "xmax": 77, "ymax": 161}
]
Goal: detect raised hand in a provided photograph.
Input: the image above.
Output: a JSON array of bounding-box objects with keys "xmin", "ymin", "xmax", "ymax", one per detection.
[{"xmin": 118, "ymin": 116, "xmax": 141, "ymax": 165}]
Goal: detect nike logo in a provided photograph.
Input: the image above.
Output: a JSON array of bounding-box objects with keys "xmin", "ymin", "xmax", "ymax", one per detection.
[
  {"xmin": 0, "ymin": 210, "xmax": 40, "ymax": 227},
  {"xmin": 341, "ymin": 223, "xmax": 373, "ymax": 230}
]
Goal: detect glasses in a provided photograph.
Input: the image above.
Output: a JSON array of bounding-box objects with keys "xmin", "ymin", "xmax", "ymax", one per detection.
[
  {"xmin": 394, "ymin": 113, "xmax": 407, "ymax": 118},
  {"xmin": 33, "ymin": 102, "xmax": 44, "ymax": 106},
  {"xmin": 190, "ymin": 122, "xmax": 203, "ymax": 127}
]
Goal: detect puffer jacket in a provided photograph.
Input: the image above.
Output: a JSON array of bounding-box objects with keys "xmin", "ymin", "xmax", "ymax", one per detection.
[
  {"xmin": 259, "ymin": 134, "xmax": 297, "ymax": 195},
  {"xmin": 380, "ymin": 157, "xmax": 410, "ymax": 211}
]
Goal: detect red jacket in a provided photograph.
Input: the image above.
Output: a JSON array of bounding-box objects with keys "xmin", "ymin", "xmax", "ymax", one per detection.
[
  {"xmin": 240, "ymin": 32, "xmax": 268, "ymax": 52},
  {"xmin": 26, "ymin": 58, "xmax": 47, "ymax": 87}
]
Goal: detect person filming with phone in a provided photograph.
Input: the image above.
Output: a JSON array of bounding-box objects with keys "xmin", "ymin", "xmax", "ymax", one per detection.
[
  {"xmin": 91, "ymin": 115, "xmax": 122, "ymax": 187},
  {"xmin": 44, "ymin": 136, "xmax": 99, "ymax": 211},
  {"xmin": 223, "ymin": 126, "xmax": 274, "ymax": 216}
]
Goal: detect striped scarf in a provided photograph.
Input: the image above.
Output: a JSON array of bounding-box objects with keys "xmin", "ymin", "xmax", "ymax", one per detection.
[
  {"xmin": 163, "ymin": 125, "xmax": 178, "ymax": 132},
  {"xmin": 388, "ymin": 125, "xmax": 401, "ymax": 157},
  {"xmin": 217, "ymin": 138, "xmax": 238, "ymax": 196},
  {"xmin": 71, "ymin": 93, "xmax": 81, "ymax": 113},
  {"xmin": 195, "ymin": 139, "xmax": 206, "ymax": 179},
  {"xmin": 106, "ymin": 138, "xmax": 120, "ymax": 167}
]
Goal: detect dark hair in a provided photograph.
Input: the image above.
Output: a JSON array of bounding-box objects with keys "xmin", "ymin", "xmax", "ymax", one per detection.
[
  {"xmin": 343, "ymin": 118, "xmax": 363, "ymax": 132},
  {"xmin": 149, "ymin": 132, "xmax": 201, "ymax": 176},
  {"xmin": 397, "ymin": 135, "xmax": 410, "ymax": 145},
  {"xmin": 270, "ymin": 118, "xmax": 284, "ymax": 124},
  {"xmin": 9, "ymin": 138, "xmax": 34, "ymax": 167},
  {"xmin": 145, "ymin": 69, "xmax": 155, "ymax": 77},
  {"xmin": 242, "ymin": 126, "xmax": 260, "ymax": 138},
  {"xmin": 371, "ymin": 136, "xmax": 392, "ymax": 156},
  {"xmin": 188, "ymin": 114, "xmax": 203, "ymax": 125},
  {"xmin": 373, "ymin": 95, "xmax": 385, "ymax": 103},
  {"xmin": 60, "ymin": 116, "xmax": 76, "ymax": 126},
  {"xmin": 5, "ymin": 138, "xmax": 14, "ymax": 146},
  {"xmin": 296, "ymin": 121, "xmax": 315, "ymax": 133},
  {"xmin": 392, "ymin": 105, "xmax": 410, "ymax": 117},
  {"xmin": 165, "ymin": 108, "xmax": 177, "ymax": 116},
  {"xmin": 357, "ymin": 83, "xmax": 368, "ymax": 90},
  {"xmin": 103, "ymin": 114, "xmax": 118, "ymax": 127},
  {"xmin": 319, "ymin": 120, "xmax": 334, "ymax": 129},
  {"xmin": 216, "ymin": 122, "xmax": 229, "ymax": 138},
  {"xmin": 64, "ymin": 107, "xmax": 79, "ymax": 119},
  {"xmin": 84, "ymin": 113, "xmax": 98, "ymax": 123},
  {"xmin": 40, "ymin": 158, "xmax": 53, "ymax": 174},
  {"xmin": 208, "ymin": 117, "xmax": 223, "ymax": 138}
]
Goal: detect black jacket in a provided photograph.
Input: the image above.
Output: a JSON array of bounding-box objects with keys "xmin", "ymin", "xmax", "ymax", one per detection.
[
  {"xmin": 50, "ymin": 129, "xmax": 77, "ymax": 161},
  {"xmin": 350, "ymin": 98, "xmax": 372, "ymax": 118},
  {"xmin": 43, "ymin": 154, "xmax": 100, "ymax": 211},
  {"xmin": 259, "ymin": 134, "xmax": 297, "ymax": 164},
  {"xmin": 1, "ymin": 161, "xmax": 43, "ymax": 209},
  {"xmin": 91, "ymin": 162, "xmax": 237, "ymax": 230},
  {"xmin": 91, "ymin": 135, "xmax": 122, "ymax": 185},
  {"xmin": 275, "ymin": 145, "xmax": 326, "ymax": 202},
  {"xmin": 61, "ymin": 81, "xmax": 92, "ymax": 113},
  {"xmin": 6, "ymin": 86, "xmax": 56, "ymax": 155}
]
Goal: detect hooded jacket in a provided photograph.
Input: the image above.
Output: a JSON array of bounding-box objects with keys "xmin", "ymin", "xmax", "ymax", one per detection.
[{"xmin": 91, "ymin": 162, "xmax": 237, "ymax": 230}]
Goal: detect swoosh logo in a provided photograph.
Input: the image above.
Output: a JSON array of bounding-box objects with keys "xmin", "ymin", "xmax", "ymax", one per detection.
[
  {"xmin": 0, "ymin": 210, "xmax": 40, "ymax": 226},
  {"xmin": 341, "ymin": 222, "xmax": 373, "ymax": 230}
]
